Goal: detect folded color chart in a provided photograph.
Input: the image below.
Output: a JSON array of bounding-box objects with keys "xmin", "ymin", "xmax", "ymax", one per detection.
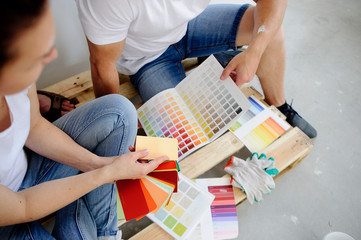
[
  {"xmin": 188, "ymin": 177, "xmax": 238, "ymax": 240},
  {"xmin": 229, "ymin": 96, "xmax": 290, "ymax": 152},
  {"xmin": 116, "ymin": 136, "xmax": 179, "ymax": 221},
  {"xmin": 137, "ymin": 55, "xmax": 251, "ymax": 160},
  {"xmin": 147, "ymin": 173, "xmax": 215, "ymax": 240}
]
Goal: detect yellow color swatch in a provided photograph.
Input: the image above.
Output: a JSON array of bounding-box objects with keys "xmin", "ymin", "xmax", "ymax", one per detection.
[{"xmin": 136, "ymin": 136, "xmax": 178, "ymax": 160}]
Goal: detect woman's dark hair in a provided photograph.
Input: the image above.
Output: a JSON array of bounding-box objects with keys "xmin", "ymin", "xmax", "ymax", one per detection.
[{"xmin": 0, "ymin": 0, "xmax": 47, "ymax": 69}]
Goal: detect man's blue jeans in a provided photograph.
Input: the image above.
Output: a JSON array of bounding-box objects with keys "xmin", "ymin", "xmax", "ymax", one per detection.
[
  {"xmin": 0, "ymin": 94, "xmax": 137, "ymax": 240},
  {"xmin": 130, "ymin": 4, "xmax": 251, "ymax": 102}
]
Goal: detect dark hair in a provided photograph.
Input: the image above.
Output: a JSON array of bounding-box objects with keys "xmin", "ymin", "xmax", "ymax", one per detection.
[{"xmin": 0, "ymin": 0, "xmax": 47, "ymax": 69}]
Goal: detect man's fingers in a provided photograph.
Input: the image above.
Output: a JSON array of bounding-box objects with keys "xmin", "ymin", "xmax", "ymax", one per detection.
[{"xmin": 220, "ymin": 65, "xmax": 234, "ymax": 80}]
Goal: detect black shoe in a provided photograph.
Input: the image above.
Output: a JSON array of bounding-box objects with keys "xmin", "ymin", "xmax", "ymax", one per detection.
[{"xmin": 277, "ymin": 102, "xmax": 317, "ymax": 139}]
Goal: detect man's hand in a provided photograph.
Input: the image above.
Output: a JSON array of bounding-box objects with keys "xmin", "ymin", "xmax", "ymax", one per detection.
[{"xmin": 220, "ymin": 49, "xmax": 261, "ymax": 87}]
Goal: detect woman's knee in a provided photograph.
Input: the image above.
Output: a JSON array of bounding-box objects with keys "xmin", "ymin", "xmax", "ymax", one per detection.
[
  {"xmin": 59, "ymin": 94, "xmax": 138, "ymax": 152},
  {"xmin": 92, "ymin": 94, "xmax": 138, "ymax": 137}
]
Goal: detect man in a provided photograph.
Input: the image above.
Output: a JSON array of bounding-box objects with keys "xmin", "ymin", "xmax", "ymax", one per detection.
[{"xmin": 75, "ymin": 0, "xmax": 317, "ymax": 138}]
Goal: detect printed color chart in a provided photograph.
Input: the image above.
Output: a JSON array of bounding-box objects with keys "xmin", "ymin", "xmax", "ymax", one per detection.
[
  {"xmin": 189, "ymin": 178, "xmax": 238, "ymax": 240},
  {"xmin": 137, "ymin": 55, "xmax": 251, "ymax": 160},
  {"xmin": 147, "ymin": 173, "xmax": 215, "ymax": 240},
  {"xmin": 230, "ymin": 96, "xmax": 290, "ymax": 152}
]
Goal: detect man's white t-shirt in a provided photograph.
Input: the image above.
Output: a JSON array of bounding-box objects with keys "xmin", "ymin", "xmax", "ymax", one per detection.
[
  {"xmin": 75, "ymin": 0, "xmax": 210, "ymax": 75},
  {"xmin": 0, "ymin": 88, "xmax": 30, "ymax": 192}
]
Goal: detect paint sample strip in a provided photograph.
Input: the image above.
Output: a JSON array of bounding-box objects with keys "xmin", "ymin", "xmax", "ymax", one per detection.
[
  {"xmin": 230, "ymin": 96, "xmax": 290, "ymax": 152},
  {"xmin": 209, "ymin": 185, "xmax": 238, "ymax": 239},
  {"xmin": 229, "ymin": 96, "xmax": 265, "ymax": 132},
  {"xmin": 137, "ymin": 55, "xmax": 251, "ymax": 160},
  {"xmin": 147, "ymin": 173, "xmax": 215, "ymax": 240},
  {"xmin": 189, "ymin": 177, "xmax": 238, "ymax": 240},
  {"xmin": 242, "ymin": 116, "xmax": 288, "ymax": 152}
]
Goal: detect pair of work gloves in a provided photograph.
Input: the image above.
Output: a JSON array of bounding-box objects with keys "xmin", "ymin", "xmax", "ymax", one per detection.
[{"xmin": 224, "ymin": 153, "xmax": 279, "ymax": 204}]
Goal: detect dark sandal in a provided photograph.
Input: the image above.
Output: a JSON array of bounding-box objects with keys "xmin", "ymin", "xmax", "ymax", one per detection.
[{"xmin": 37, "ymin": 90, "xmax": 79, "ymax": 122}]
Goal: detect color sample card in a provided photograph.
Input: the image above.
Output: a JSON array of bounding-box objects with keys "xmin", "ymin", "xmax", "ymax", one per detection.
[
  {"xmin": 188, "ymin": 177, "xmax": 238, "ymax": 240},
  {"xmin": 137, "ymin": 55, "xmax": 251, "ymax": 160},
  {"xmin": 116, "ymin": 161, "xmax": 179, "ymax": 221},
  {"xmin": 147, "ymin": 173, "xmax": 215, "ymax": 240},
  {"xmin": 135, "ymin": 136, "xmax": 178, "ymax": 160},
  {"xmin": 230, "ymin": 96, "xmax": 290, "ymax": 152}
]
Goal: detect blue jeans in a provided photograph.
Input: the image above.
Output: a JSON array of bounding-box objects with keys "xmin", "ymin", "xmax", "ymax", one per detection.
[
  {"xmin": 130, "ymin": 4, "xmax": 251, "ymax": 102},
  {"xmin": 0, "ymin": 94, "xmax": 137, "ymax": 240}
]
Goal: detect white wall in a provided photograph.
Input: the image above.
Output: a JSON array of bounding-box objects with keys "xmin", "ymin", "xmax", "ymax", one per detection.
[
  {"xmin": 38, "ymin": 0, "xmax": 255, "ymax": 89},
  {"xmin": 37, "ymin": 0, "xmax": 89, "ymax": 89}
]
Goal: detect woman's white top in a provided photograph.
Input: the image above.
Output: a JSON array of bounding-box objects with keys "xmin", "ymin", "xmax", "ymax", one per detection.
[{"xmin": 0, "ymin": 88, "xmax": 30, "ymax": 191}]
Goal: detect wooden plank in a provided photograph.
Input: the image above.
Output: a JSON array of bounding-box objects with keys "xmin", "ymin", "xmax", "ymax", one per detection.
[
  {"xmin": 43, "ymin": 72, "xmax": 139, "ymax": 107},
  {"xmin": 42, "ymin": 70, "xmax": 92, "ymax": 99},
  {"xmin": 179, "ymin": 132, "xmax": 244, "ymax": 178},
  {"xmin": 130, "ymin": 127, "xmax": 313, "ymax": 240}
]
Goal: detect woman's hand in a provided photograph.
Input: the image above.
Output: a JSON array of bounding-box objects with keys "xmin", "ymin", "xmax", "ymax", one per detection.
[{"xmin": 102, "ymin": 149, "xmax": 169, "ymax": 183}]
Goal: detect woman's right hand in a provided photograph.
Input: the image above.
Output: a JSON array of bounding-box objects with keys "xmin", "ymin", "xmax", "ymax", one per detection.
[{"xmin": 102, "ymin": 149, "xmax": 169, "ymax": 183}]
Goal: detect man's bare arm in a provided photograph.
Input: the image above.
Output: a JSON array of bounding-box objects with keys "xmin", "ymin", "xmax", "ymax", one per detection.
[{"xmin": 87, "ymin": 39, "xmax": 125, "ymax": 98}]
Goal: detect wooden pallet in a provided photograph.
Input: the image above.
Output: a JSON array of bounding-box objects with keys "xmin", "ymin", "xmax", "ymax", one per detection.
[{"xmin": 42, "ymin": 59, "xmax": 313, "ymax": 239}]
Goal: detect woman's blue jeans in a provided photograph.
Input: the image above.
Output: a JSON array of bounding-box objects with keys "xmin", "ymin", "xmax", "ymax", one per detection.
[{"xmin": 0, "ymin": 94, "xmax": 137, "ymax": 240}]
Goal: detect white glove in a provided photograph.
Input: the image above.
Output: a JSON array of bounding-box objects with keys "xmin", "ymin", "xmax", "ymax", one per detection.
[{"xmin": 223, "ymin": 153, "xmax": 278, "ymax": 204}]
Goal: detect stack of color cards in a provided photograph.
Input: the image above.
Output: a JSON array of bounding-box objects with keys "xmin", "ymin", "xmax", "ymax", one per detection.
[
  {"xmin": 137, "ymin": 55, "xmax": 251, "ymax": 160},
  {"xmin": 147, "ymin": 173, "xmax": 215, "ymax": 240},
  {"xmin": 188, "ymin": 177, "xmax": 238, "ymax": 240},
  {"xmin": 229, "ymin": 96, "xmax": 290, "ymax": 152},
  {"xmin": 116, "ymin": 136, "xmax": 180, "ymax": 221}
]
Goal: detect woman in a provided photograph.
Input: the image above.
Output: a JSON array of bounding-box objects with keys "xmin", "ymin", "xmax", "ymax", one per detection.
[{"xmin": 0, "ymin": 1, "xmax": 168, "ymax": 239}]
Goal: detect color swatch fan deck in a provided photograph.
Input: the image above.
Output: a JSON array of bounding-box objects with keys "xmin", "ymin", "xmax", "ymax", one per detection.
[
  {"xmin": 116, "ymin": 136, "xmax": 179, "ymax": 221},
  {"xmin": 137, "ymin": 55, "xmax": 251, "ymax": 160}
]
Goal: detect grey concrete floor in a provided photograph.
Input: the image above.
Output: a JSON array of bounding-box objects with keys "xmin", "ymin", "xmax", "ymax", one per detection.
[{"xmin": 123, "ymin": 0, "xmax": 361, "ymax": 239}]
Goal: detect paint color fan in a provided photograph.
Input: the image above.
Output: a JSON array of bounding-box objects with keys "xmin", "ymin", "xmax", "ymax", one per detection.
[{"xmin": 116, "ymin": 160, "xmax": 179, "ymax": 221}]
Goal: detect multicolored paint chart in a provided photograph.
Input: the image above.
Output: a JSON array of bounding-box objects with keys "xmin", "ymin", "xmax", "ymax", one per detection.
[
  {"xmin": 208, "ymin": 184, "xmax": 238, "ymax": 239},
  {"xmin": 137, "ymin": 55, "xmax": 251, "ymax": 160},
  {"xmin": 147, "ymin": 173, "xmax": 215, "ymax": 240},
  {"xmin": 230, "ymin": 96, "xmax": 290, "ymax": 152},
  {"xmin": 189, "ymin": 178, "xmax": 238, "ymax": 240}
]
